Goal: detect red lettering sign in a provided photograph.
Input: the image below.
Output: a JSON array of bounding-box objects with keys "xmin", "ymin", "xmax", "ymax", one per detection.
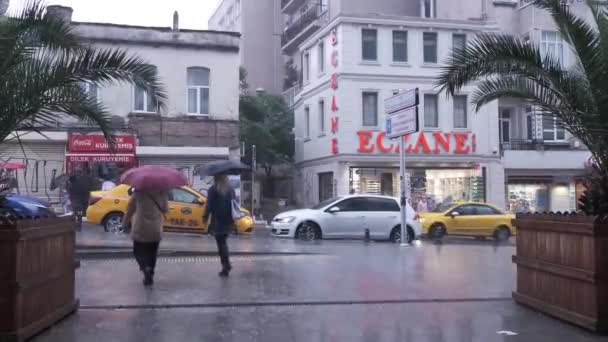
[
  {"xmin": 331, "ymin": 117, "xmax": 339, "ymax": 134},
  {"xmin": 66, "ymin": 155, "xmax": 136, "ymax": 163},
  {"xmin": 331, "ymin": 73, "xmax": 338, "ymax": 89},
  {"xmin": 331, "ymin": 96, "xmax": 338, "ymax": 112},
  {"xmin": 354, "ymin": 131, "xmax": 474, "ymax": 154},
  {"xmin": 357, "ymin": 131, "xmax": 375, "ymax": 153},
  {"xmin": 331, "ymin": 138, "xmax": 339, "ymax": 154},
  {"xmin": 68, "ymin": 134, "xmax": 136, "ymax": 153}
]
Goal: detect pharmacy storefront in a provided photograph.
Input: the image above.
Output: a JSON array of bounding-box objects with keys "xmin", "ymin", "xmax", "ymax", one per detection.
[{"xmin": 298, "ymin": 129, "xmax": 505, "ymax": 212}]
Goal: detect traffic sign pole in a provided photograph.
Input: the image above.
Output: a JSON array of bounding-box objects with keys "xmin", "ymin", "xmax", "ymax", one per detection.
[{"xmin": 400, "ymin": 137, "xmax": 408, "ymax": 246}]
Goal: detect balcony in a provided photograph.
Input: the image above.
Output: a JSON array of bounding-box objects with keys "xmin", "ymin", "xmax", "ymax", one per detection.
[
  {"xmin": 500, "ymin": 139, "xmax": 574, "ymax": 152},
  {"xmin": 282, "ymin": 83, "xmax": 302, "ymax": 108},
  {"xmin": 282, "ymin": 4, "xmax": 328, "ymax": 53},
  {"xmin": 282, "ymin": 0, "xmax": 306, "ymax": 14}
]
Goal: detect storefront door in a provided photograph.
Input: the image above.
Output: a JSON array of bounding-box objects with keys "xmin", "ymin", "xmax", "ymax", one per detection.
[{"xmin": 318, "ymin": 172, "xmax": 334, "ymax": 202}]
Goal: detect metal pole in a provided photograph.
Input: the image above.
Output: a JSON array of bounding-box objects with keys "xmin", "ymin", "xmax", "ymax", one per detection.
[
  {"xmin": 251, "ymin": 145, "xmax": 256, "ymax": 218},
  {"xmin": 400, "ymin": 137, "xmax": 408, "ymax": 246}
]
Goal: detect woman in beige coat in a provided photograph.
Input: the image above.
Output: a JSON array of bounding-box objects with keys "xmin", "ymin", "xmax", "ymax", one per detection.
[{"xmin": 122, "ymin": 189, "xmax": 169, "ymax": 286}]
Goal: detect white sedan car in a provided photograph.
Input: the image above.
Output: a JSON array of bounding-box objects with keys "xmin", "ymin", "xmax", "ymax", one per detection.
[{"xmin": 271, "ymin": 195, "xmax": 422, "ymax": 242}]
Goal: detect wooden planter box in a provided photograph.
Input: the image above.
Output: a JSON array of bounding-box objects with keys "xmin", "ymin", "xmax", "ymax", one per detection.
[
  {"xmin": 0, "ymin": 217, "xmax": 79, "ymax": 342},
  {"xmin": 512, "ymin": 213, "xmax": 608, "ymax": 333}
]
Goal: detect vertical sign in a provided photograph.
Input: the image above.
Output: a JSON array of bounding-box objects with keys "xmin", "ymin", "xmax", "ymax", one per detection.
[{"xmin": 329, "ymin": 28, "xmax": 339, "ymax": 155}]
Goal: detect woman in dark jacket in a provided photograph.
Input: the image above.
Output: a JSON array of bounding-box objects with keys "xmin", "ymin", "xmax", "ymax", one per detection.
[{"xmin": 203, "ymin": 174, "xmax": 235, "ymax": 277}]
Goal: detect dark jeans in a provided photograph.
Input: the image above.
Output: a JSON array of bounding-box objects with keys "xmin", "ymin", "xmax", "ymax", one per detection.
[
  {"xmin": 133, "ymin": 241, "xmax": 160, "ymax": 273},
  {"xmin": 214, "ymin": 234, "xmax": 231, "ymax": 269}
]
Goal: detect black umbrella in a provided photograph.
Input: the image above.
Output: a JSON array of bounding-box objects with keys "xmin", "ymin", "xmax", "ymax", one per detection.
[{"xmin": 198, "ymin": 160, "xmax": 250, "ymax": 179}]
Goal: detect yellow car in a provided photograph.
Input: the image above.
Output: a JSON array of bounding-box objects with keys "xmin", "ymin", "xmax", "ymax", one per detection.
[
  {"xmin": 86, "ymin": 184, "xmax": 254, "ymax": 235},
  {"xmin": 419, "ymin": 202, "xmax": 515, "ymax": 241}
]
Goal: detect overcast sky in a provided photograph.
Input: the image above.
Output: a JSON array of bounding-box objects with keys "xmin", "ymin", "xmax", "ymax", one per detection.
[{"xmin": 8, "ymin": 0, "xmax": 223, "ymax": 29}]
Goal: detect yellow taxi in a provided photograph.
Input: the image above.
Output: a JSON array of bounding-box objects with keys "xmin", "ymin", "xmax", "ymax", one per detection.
[
  {"xmin": 86, "ymin": 184, "xmax": 254, "ymax": 235},
  {"xmin": 419, "ymin": 202, "xmax": 515, "ymax": 241}
]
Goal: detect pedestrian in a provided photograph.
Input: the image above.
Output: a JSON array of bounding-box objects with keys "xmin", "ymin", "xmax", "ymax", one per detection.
[
  {"xmin": 66, "ymin": 165, "xmax": 95, "ymax": 227},
  {"xmin": 122, "ymin": 188, "xmax": 169, "ymax": 286},
  {"xmin": 203, "ymin": 174, "xmax": 236, "ymax": 277}
]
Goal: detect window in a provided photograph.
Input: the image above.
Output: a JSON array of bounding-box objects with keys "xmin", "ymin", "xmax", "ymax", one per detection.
[
  {"xmin": 525, "ymin": 106, "xmax": 534, "ymax": 140},
  {"xmin": 423, "ymin": 32, "xmax": 438, "ymax": 63},
  {"xmin": 81, "ymin": 82, "xmax": 99, "ymax": 103},
  {"xmin": 452, "ymin": 33, "xmax": 466, "ymax": 53},
  {"xmin": 319, "ymin": 100, "xmax": 325, "ymax": 133},
  {"xmin": 392, "ymin": 31, "xmax": 408, "ymax": 63},
  {"xmin": 134, "ymin": 86, "xmax": 158, "ymax": 113},
  {"xmin": 305, "ymin": 106, "xmax": 310, "ymax": 138},
  {"xmin": 541, "ymin": 31, "xmax": 564, "ymax": 63},
  {"xmin": 362, "ymin": 29, "xmax": 378, "ymax": 61},
  {"xmin": 474, "ymin": 205, "xmax": 500, "ymax": 215},
  {"xmin": 453, "ymin": 95, "xmax": 467, "ymax": 129},
  {"xmin": 318, "ymin": 42, "xmax": 325, "ymax": 74},
  {"xmin": 303, "ymin": 52, "xmax": 310, "ymax": 82},
  {"xmin": 455, "ymin": 205, "xmax": 475, "ymax": 216},
  {"xmin": 366, "ymin": 197, "xmax": 401, "ymax": 212},
  {"xmin": 499, "ymin": 108, "xmax": 512, "ymax": 143},
  {"xmin": 543, "ymin": 116, "xmax": 566, "ymax": 141},
  {"xmin": 170, "ymin": 189, "xmax": 198, "ymax": 204},
  {"xmin": 424, "ymin": 94, "xmax": 439, "ymax": 128},
  {"xmin": 187, "ymin": 67, "xmax": 210, "ymax": 115},
  {"xmin": 362, "ymin": 92, "xmax": 378, "ymax": 126},
  {"xmin": 422, "ymin": 0, "xmax": 437, "ymax": 18},
  {"xmin": 334, "ymin": 198, "xmax": 368, "ymax": 212}
]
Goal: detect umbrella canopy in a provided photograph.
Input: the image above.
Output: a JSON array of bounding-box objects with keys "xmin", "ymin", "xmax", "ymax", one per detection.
[
  {"xmin": 198, "ymin": 160, "xmax": 250, "ymax": 179},
  {"xmin": 120, "ymin": 165, "xmax": 188, "ymax": 192},
  {"xmin": 0, "ymin": 162, "xmax": 26, "ymax": 170}
]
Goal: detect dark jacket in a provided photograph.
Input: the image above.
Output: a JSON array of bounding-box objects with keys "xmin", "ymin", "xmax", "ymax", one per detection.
[
  {"xmin": 203, "ymin": 185, "xmax": 234, "ymax": 235},
  {"xmin": 67, "ymin": 174, "xmax": 95, "ymax": 210}
]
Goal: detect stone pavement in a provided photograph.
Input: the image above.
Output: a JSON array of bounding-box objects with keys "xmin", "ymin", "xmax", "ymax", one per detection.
[{"xmin": 32, "ymin": 225, "xmax": 607, "ymax": 341}]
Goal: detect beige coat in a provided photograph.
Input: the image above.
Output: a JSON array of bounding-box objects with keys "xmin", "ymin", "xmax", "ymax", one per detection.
[{"xmin": 124, "ymin": 191, "xmax": 169, "ymax": 242}]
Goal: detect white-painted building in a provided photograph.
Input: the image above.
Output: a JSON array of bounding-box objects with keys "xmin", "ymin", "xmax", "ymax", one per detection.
[{"xmin": 286, "ymin": 0, "xmax": 592, "ymax": 213}]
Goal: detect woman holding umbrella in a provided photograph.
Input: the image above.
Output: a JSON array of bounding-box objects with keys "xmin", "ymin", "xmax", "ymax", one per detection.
[
  {"xmin": 200, "ymin": 160, "xmax": 249, "ymax": 277},
  {"xmin": 121, "ymin": 165, "xmax": 188, "ymax": 286}
]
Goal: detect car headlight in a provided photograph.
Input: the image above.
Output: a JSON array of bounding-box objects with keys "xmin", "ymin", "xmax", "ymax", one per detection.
[{"xmin": 276, "ymin": 216, "xmax": 296, "ymax": 224}]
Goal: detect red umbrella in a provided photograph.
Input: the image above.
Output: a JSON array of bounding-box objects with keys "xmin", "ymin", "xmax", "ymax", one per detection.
[
  {"xmin": 0, "ymin": 162, "xmax": 26, "ymax": 170},
  {"xmin": 120, "ymin": 165, "xmax": 188, "ymax": 192}
]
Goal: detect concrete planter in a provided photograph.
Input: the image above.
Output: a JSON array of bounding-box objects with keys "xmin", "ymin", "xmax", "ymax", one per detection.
[
  {"xmin": 0, "ymin": 217, "xmax": 79, "ymax": 342},
  {"xmin": 512, "ymin": 213, "xmax": 608, "ymax": 333}
]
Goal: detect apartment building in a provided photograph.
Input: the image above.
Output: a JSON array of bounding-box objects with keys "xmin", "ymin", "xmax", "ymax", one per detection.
[
  {"xmin": 209, "ymin": 0, "xmax": 284, "ymax": 94},
  {"xmin": 1, "ymin": 6, "xmax": 241, "ymax": 200},
  {"xmin": 286, "ymin": 0, "xmax": 592, "ymax": 213}
]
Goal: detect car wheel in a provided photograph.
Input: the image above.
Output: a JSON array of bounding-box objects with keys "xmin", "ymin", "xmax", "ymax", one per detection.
[
  {"xmin": 494, "ymin": 226, "xmax": 511, "ymax": 242},
  {"xmin": 296, "ymin": 222, "xmax": 320, "ymax": 241},
  {"xmin": 428, "ymin": 223, "xmax": 447, "ymax": 241},
  {"xmin": 103, "ymin": 213, "xmax": 124, "ymax": 234},
  {"xmin": 390, "ymin": 226, "xmax": 414, "ymax": 243}
]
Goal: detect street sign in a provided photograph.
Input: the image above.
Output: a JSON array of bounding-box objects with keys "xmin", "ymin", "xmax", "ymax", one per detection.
[
  {"xmin": 384, "ymin": 88, "xmax": 419, "ymax": 114},
  {"xmin": 385, "ymin": 106, "xmax": 419, "ymax": 139}
]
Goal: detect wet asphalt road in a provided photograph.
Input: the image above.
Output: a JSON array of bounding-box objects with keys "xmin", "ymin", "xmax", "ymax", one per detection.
[{"xmin": 31, "ymin": 224, "xmax": 606, "ymax": 341}]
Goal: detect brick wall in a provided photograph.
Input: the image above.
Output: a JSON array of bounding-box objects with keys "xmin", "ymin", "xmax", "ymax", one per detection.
[{"xmin": 129, "ymin": 115, "xmax": 239, "ymax": 148}]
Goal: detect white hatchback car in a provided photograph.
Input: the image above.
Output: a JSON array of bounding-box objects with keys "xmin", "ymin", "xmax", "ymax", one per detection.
[{"xmin": 271, "ymin": 195, "xmax": 422, "ymax": 242}]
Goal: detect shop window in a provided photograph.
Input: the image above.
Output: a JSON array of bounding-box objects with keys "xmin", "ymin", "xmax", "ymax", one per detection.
[
  {"xmin": 187, "ymin": 67, "xmax": 210, "ymax": 115},
  {"xmin": 318, "ymin": 172, "xmax": 333, "ymax": 202},
  {"xmin": 362, "ymin": 29, "xmax": 378, "ymax": 61},
  {"xmin": 423, "ymin": 32, "xmax": 438, "ymax": 63},
  {"xmin": 424, "ymin": 94, "xmax": 439, "ymax": 128},
  {"xmin": 508, "ymin": 183, "xmax": 550, "ymax": 213},
  {"xmin": 362, "ymin": 92, "xmax": 378, "ymax": 126},
  {"xmin": 392, "ymin": 31, "xmax": 408, "ymax": 63}
]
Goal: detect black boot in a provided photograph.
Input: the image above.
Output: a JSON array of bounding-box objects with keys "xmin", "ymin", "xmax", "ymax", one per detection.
[
  {"xmin": 218, "ymin": 264, "xmax": 232, "ymax": 277},
  {"xmin": 143, "ymin": 267, "xmax": 154, "ymax": 286}
]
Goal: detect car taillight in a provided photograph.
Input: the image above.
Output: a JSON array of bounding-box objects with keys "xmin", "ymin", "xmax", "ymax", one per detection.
[
  {"xmin": 413, "ymin": 213, "xmax": 419, "ymax": 221},
  {"xmin": 89, "ymin": 196, "xmax": 102, "ymax": 206}
]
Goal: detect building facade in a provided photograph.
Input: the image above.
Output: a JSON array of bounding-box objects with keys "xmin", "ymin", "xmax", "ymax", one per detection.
[
  {"xmin": 209, "ymin": 0, "xmax": 284, "ymax": 94},
  {"xmin": 287, "ymin": 0, "xmax": 592, "ymax": 213},
  {"xmin": 0, "ymin": 6, "xmax": 241, "ymax": 203}
]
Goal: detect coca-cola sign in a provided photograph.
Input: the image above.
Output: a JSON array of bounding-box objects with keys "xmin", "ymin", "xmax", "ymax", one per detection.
[{"xmin": 68, "ymin": 134, "xmax": 136, "ymax": 153}]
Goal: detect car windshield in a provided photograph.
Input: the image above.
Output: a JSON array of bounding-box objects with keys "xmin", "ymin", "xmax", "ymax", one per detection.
[
  {"xmin": 311, "ymin": 197, "xmax": 342, "ymax": 210},
  {"xmin": 431, "ymin": 202, "xmax": 457, "ymax": 213}
]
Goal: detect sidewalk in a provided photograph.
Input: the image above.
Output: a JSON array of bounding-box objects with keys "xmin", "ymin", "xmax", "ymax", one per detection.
[{"xmin": 32, "ymin": 227, "xmax": 607, "ymax": 341}]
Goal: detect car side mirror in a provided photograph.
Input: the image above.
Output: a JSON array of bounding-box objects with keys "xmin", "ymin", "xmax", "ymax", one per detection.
[
  {"xmin": 328, "ymin": 206, "xmax": 340, "ymax": 213},
  {"xmin": 450, "ymin": 211, "xmax": 460, "ymax": 218}
]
